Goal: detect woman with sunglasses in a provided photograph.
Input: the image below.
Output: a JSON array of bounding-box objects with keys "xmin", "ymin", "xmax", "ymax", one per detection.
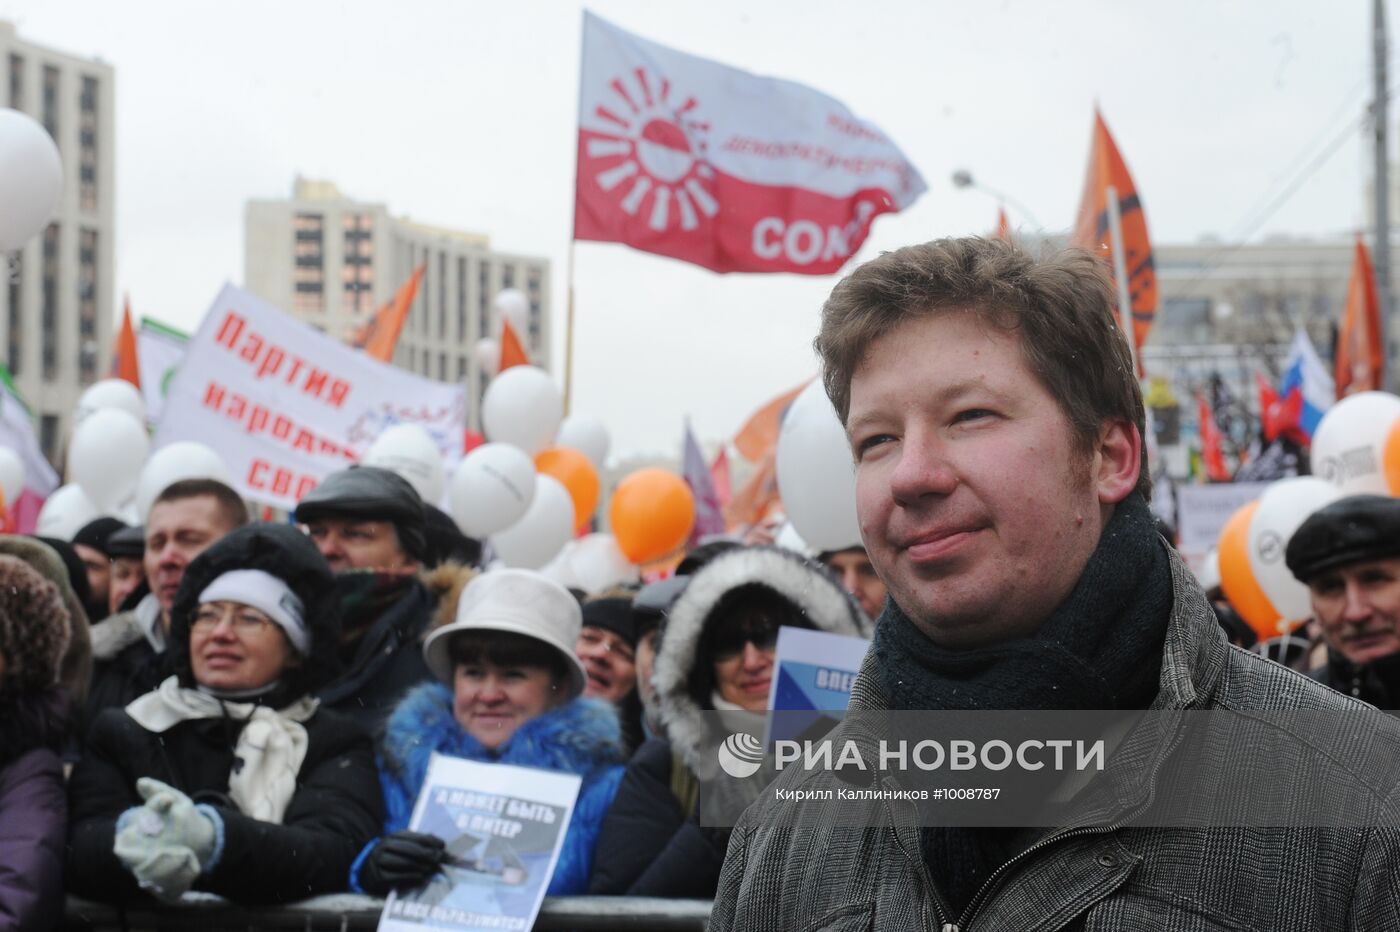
[
  {"xmin": 589, "ymin": 544, "xmax": 867, "ymax": 898},
  {"xmin": 67, "ymin": 524, "xmax": 384, "ymax": 905}
]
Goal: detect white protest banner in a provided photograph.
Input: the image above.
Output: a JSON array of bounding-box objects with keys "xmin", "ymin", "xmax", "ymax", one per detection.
[
  {"xmin": 154, "ymin": 284, "xmax": 466, "ymax": 509},
  {"xmin": 1176, "ymin": 482, "xmax": 1271, "ymax": 555},
  {"xmin": 137, "ymin": 318, "xmax": 189, "ymax": 426},
  {"xmin": 378, "ymin": 753, "xmax": 580, "ymax": 932}
]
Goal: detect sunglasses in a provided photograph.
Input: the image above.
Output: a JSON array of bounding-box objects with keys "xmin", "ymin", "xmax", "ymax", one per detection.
[{"xmin": 710, "ymin": 620, "xmax": 780, "ymax": 661}]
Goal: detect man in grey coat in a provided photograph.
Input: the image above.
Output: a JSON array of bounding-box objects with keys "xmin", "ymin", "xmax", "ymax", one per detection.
[{"xmin": 711, "ymin": 238, "xmax": 1400, "ymax": 930}]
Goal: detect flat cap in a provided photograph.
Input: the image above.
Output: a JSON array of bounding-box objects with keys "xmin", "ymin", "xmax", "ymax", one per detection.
[
  {"xmin": 293, "ymin": 466, "xmax": 427, "ymax": 561},
  {"xmin": 1286, "ymin": 494, "xmax": 1400, "ymax": 583},
  {"xmin": 107, "ymin": 524, "xmax": 146, "ymax": 559}
]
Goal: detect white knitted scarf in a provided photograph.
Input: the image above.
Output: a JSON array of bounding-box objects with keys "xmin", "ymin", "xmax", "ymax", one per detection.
[{"xmin": 125, "ymin": 676, "xmax": 318, "ymax": 824}]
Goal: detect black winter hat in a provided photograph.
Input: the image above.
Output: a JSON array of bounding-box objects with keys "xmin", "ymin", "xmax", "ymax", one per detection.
[
  {"xmin": 167, "ymin": 523, "xmax": 342, "ymax": 703},
  {"xmin": 632, "ymin": 575, "xmax": 689, "ymax": 639},
  {"xmin": 293, "ymin": 465, "xmax": 427, "ymax": 562},
  {"xmin": 582, "ymin": 597, "xmax": 637, "ymax": 648},
  {"xmin": 107, "ymin": 524, "xmax": 145, "ymax": 559},
  {"xmin": 32, "ymin": 537, "xmax": 92, "ymax": 617},
  {"xmin": 423, "ymin": 503, "xmax": 482, "ymax": 568},
  {"xmin": 72, "ymin": 517, "xmax": 129, "ymax": 556},
  {"xmin": 1286, "ymin": 495, "xmax": 1400, "ymax": 584}
]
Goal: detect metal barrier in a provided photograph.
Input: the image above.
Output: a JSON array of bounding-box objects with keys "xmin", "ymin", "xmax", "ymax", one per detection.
[{"xmin": 63, "ymin": 893, "xmax": 713, "ymax": 931}]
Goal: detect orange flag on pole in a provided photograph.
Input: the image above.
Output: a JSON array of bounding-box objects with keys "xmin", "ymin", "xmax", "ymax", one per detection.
[
  {"xmin": 733, "ymin": 380, "xmax": 810, "ymax": 463},
  {"xmin": 347, "ymin": 264, "xmax": 425, "ymax": 362},
  {"xmin": 724, "ymin": 447, "xmax": 780, "ymax": 530},
  {"xmin": 993, "ymin": 206, "xmax": 1012, "ymax": 242},
  {"xmin": 1337, "ymin": 236, "xmax": 1384, "ymax": 397},
  {"xmin": 499, "ymin": 318, "xmax": 531, "ymax": 372},
  {"xmin": 110, "ymin": 296, "xmax": 141, "ymax": 388},
  {"xmin": 1070, "ymin": 109, "xmax": 1157, "ymax": 366},
  {"xmin": 1196, "ymin": 392, "xmax": 1230, "ymax": 482}
]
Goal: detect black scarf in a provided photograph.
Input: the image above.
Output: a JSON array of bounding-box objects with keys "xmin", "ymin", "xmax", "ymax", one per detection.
[
  {"xmin": 1323, "ymin": 647, "xmax": 1400, "ymax": 711},
  {"xmin": 870, "ymin": 492, "xmax": 1173, "ymax": 917}
]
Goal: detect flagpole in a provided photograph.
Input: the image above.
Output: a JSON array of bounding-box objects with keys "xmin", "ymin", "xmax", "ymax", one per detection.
[
  {"xmin": 1373, "ymin": 0, "xmax": 1393, "ymax": 389},
  {"xmin": 1105, "ymin": 185, "xmax": 1139, "ymax": 376}
]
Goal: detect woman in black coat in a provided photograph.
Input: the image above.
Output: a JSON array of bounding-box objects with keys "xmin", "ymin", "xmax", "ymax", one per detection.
[{"xmin": 67, "ymin": 523, "xmax": 384, "ymax": 905}]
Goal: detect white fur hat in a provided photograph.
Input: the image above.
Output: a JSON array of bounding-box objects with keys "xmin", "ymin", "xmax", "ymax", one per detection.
[{"xmin": 422, "ymin": 568, "xmax": 587, "ymax": 699}]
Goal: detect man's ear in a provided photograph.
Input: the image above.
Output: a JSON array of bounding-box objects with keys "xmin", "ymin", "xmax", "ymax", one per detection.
[{"xmin": 1094, "ymin": 418, "xmax": 1141, "ymax": 504}]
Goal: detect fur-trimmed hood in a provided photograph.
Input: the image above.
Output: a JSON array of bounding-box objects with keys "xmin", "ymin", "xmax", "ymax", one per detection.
[
  {"xmin": 651, "ymin": 545, "xmax": 868, "ymax": 774},
  {"xmin": 0, "ymin": 536, "xmax": 91, "ymax": 709},
  {"xmin": 379, "ymin": 681, "xmax": 623, "ymax": 827},
  {"xmin": 419, "ymin": 561, "xmax": 478, "ymax": 634}
]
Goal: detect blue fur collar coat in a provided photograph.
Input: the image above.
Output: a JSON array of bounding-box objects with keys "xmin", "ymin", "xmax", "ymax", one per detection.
[{"xmin": 376, "ymin": 682, "xmax": 625, "ymax": 896}]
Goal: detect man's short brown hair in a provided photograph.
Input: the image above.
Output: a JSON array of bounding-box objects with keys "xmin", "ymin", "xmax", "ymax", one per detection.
[
  {"xmin": 152, "ymin": 478, "xmax": 251, "ymax": 531},
  {"xmin": 815, "ymin": 237, "xmax": 1150, "ymax": 499}
]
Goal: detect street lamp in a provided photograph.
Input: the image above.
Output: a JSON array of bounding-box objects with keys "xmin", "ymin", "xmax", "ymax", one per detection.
[{"xmin": 950, "ymin": 169, "xmax": 1044, "ymax": 232}]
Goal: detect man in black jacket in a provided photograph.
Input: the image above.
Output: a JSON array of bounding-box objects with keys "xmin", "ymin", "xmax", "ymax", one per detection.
[
  {"xmin": 1287, "ymin": 494, "xmax": 1400, "ymax": 708},
  {"xmin": 293, "ymin": 465, "xmax": 435, "ymax": 731}
]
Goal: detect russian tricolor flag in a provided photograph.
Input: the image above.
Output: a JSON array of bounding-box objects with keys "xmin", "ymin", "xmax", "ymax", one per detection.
[{"xmin": 1277, "ymin": 329, "xmax": 1335, "ymax": 441}]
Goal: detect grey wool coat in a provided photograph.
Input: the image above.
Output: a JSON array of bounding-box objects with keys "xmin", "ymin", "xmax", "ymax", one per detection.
[{"xmin": 711, "ymin": 548, "xmax": 1400, "ymax": 931}]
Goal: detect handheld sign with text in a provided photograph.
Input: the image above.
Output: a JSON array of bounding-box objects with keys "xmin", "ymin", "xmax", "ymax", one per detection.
[
  {"xmin": 766, "ymin": 626, "xmax": 871, "ymax": 747},
  {"xmin": 377, "ymin": 753, "xmax": 582, "ymax": 932}
]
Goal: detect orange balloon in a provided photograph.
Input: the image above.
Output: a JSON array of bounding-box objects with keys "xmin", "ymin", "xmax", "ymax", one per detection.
[
  {"xmin": 1385, "ymin": 418, "xmax": 1400, "ymax": 495},
  {"xmin": 1217, "ymin": 501, "xmax": 1284, "ymax": 641},
  {"xmin": 610, "ymin": 468, "xmax": 695, "ymax": 564},
  {"xmin": 535, "ymin": 447, "xmax": 600, "ymax": 531}
]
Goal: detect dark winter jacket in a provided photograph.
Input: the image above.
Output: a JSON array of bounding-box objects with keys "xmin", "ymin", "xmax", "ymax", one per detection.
[
  {"xmin": 85, "ymin": 600, "xmax": 169, "ymax": 722},
  {"xmin": 367, "ymin": 682, "xmax": 626, "ymax": 896},
  {"xmin": 0, "ymin": 689, "xmax": 68, "ymax": 931},
  {"xmin": 67, "ymin": 704, "xmax": 383, "ymax": 904},
  {"xmin": 317, "ymin": 574, "xmax": 435, "ymax": 733},
  {"xmin": 593, "ymin": 545, "xmax": 867, "ymax": 898},
  {"xmin": 1310, "ymin": 647, "xmax": 1400, "ymax": 710},
  {"xmin": 711, "ymin": 548, "xmax": 1400, "ymax": 931},
  {"xmin": 587, "ymin": 737, "xmax": 720, "ymax": 897},
  {"xmin": 66, "ymin": 523, "xmax": 385, "ymax": 905}
]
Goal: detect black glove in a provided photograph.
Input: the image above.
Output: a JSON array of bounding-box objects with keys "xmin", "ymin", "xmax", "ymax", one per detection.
[{"xmin": 358, "ymin": 831, "xmax": 447, "ymax": 896}]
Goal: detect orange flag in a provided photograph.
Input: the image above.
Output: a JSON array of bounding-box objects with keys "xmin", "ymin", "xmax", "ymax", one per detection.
[
  {"xmin": 1337, "ymin": 236, "xmax": 1384, "ymax": 397},
  {"xmin": 1070, "ymin": 109, "xmax": 1157, "ymax": 361},
  {"xmin": 733, "ymin": 380, "xmax": 810, "ymax": 463},
  {"xmin": 347, "ymin": 264, "xmax": 425, "ymax": 362},
  {"xmin": 110, "ymin": 296, "xmax": 141, "ymax": 388},
  {"xmin": 1196, "ymin": 392, "xmax": 1230, "ymax": 482},
  {"xmin": 724, "ymin": 447, "xmax": 780, "ymax": 530},
  {"xmin": 499, "ymin": 317, "xmax": 530, "ymax": 372},
  {"xmin": 993, "ymin": 206, "xmax": 1012, "ymax": 242}
]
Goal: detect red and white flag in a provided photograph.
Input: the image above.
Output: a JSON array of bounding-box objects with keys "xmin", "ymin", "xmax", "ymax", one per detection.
[{"xmin": 574, "ymin": 12, "xmax": 925, "ymax": 275}]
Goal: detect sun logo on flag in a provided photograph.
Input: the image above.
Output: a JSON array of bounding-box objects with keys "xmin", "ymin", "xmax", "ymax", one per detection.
[{"xmin": 585, "ymin": 68, "xmax": 718, "ymax": 234}]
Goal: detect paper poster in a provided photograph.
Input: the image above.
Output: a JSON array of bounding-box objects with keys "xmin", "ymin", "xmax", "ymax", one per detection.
[
  {"xmin": 377, "ymin": 754, "xmax": 581, "ymax": 932},
  {"xmin": 766, "ymin": 626, "xmax": 870, "ymax": 746}
]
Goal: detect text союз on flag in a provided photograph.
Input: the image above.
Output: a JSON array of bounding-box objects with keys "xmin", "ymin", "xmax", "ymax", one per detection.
[{"xmin": 575, "ymin": 12, "xmax": 925, "ymax": 275}]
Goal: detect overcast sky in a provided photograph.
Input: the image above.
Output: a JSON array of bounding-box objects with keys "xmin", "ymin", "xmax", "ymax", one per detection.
[{"xmin": 0, "ymin": 0, "xmax": 1380, "ymax": 459}]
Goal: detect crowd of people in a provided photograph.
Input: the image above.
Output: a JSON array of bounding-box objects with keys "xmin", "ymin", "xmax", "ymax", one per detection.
[{"xmin": 3, "ymin": 235, "xmax": 1400, "ymax": 927}]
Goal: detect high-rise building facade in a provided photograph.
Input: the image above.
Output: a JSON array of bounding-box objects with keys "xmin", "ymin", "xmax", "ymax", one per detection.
[
  {"xmin": 245, "ymin": 178, "xmax": 551, "ymax": 429},
  {"xmin": 0, "ymin": 22, "xmax": 116, "ymax": 465}
]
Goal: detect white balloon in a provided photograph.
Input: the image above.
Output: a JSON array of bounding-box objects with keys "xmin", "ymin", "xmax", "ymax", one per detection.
[
  {"xmin": 539, "ymin": 540, "xmax": 581, "ymax": 590},
  {"xmin": 481, "ymin": 365, "xmax": 563, "ymax": 456},
  {"xmin": 1311, "ymin": 391, "xmax": 1400, "ymax": 495},
  {"xmin": 76, "ymin": 378, "xmax": 146, "ymax": 426},
  {"xmin": 36, "ymin": 484, "xmax": 99, "ymax": 539},
  {"xmin": 474, "ymin": 338, "xmax": 500, "ymax": 378},
  {"xmin": 1198, "ymin": 548, "xmax": 1221, "ymax": 593},
  {"xmin": 0, "ymin": 447, "xmax": 24, "ymax": 508},
  {"xmin": 363, "ymin": 423, "xmax": 445, "ymax": 505},
  {"xmin": 556, "ymin": 416, "xmax": 611, "ymax": 470},
  {"xmin": 775, "ymin": 380, "xmax": 861, "ymax": 552},
  {"xmin": 569, "ymin": 533, "xmax": 639, "ymax": 593},
  {"xmin": 1247, "ymin": 477, "xmax": 1342, "ymax": 624},
  {"xmin": 450, "ymin": 443, "xmax": 538, "ymax": 538},
  {"xmin": 494, "ymin": 288, "xmax": 530, "ymax": 335},
  {"xmin": 0, "ymin": 109, "xmax": 63, "ymax": 252},
  {"xmin": 491, "ymin": 474, "xmax": 573, "ymax": 570},
  {"xmin": 135, "ymin": 441, "xmax": 233, "ymax": 520},
  {"xmin": 70, "ymin": 409, "xmax": 150, "ymax": 511}
]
